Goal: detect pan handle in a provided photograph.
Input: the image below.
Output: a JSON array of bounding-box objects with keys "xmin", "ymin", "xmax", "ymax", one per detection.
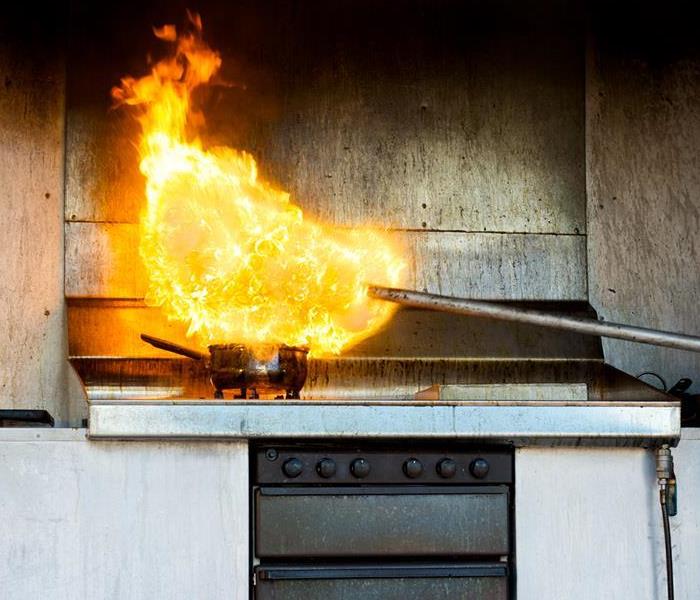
[{"xmin": 140, "ymin": 334, "xmax": 207, "ymax": 361}]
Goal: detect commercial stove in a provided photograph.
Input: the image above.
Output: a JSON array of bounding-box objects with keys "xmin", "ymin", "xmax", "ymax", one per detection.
[
  {"xmin": 76, "ymin": 302, "xmax": 679, "ymax": 445},
  {"xmin": 73, "ymin": 304, "xmax": 680, "ymax": 600}
]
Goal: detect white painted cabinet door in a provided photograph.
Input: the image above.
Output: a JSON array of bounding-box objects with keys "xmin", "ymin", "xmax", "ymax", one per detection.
[
  {"xmin": 0, "ymin": 431, "xmax": 248, "ymax": 600},
  {"xmin": 516, "ymin": 444, "xmax": 699, "ymax": 600}
]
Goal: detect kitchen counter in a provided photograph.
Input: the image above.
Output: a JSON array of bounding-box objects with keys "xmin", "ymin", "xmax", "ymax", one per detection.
[{"xmin": 87, "ymin": 399, "xmax": 680, "ymax": 446}]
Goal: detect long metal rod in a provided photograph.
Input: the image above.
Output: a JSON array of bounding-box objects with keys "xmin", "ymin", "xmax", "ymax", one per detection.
[{"xmin": 368, "ymin": 286, "xmax": 700, "ymax": 353}]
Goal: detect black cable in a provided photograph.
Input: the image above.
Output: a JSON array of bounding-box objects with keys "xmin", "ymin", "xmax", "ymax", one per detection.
[
  {"xmin": 637, "ymin": 371, "xmax": 668, "ymax": 392},
  {"xmin": 660, "ymin": 488, "xmax": 674, "ymax": 600}
]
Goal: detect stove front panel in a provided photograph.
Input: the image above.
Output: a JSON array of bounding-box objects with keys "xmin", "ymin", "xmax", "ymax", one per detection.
[{"xmin": 252, "ymin": 442, "xmax": 514, "ymax": 599}]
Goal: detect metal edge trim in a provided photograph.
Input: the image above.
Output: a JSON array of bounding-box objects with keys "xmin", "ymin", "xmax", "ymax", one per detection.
[
  {"xmin": 85, "ymin": 399, "xmax": 680, "ymax": 407},
  {"xmin": 88, "ymin": 403, "xmax": 681, "ymax": 445}
]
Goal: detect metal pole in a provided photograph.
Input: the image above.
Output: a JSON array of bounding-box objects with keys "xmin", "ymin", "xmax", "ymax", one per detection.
[{"xmin": 368, "ymin": 285, "xmax": 700, "ymax": 354}]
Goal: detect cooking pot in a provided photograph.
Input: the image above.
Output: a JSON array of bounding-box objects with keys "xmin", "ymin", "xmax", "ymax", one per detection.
[{"xmin": 140, "ymin": 334, "xmax": 308, "ymax": 399}]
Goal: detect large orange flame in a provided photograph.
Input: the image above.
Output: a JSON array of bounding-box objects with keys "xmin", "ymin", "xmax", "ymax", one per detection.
[{"xmin": 113, "ymin": 15, "xmax": 406, "ymax": 355}]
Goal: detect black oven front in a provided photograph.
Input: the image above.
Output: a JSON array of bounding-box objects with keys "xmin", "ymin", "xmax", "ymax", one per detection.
[{"xmin": 251, "ymin": 443, "xmax": 513, "ymax": 599}]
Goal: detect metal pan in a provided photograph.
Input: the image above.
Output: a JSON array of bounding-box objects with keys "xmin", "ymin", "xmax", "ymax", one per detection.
[{"xmin": 140, "ymin": 334, "xmax": 308, "ymax": 399}]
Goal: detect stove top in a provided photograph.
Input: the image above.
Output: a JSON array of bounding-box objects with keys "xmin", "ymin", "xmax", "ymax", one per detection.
[{"xmin": 69, "ymin": 303, "xmax": 672, "ymax": 403}]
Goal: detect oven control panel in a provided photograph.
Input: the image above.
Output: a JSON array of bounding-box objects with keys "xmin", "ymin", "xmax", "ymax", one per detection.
[{"xmin": 256, "ymin": 446, "xmax": 512, "ymax": 485}]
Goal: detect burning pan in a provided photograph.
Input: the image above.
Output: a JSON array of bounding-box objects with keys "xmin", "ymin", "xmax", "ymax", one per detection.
[{"xmin": 140, "ymin": 334, "xmax": 308, "ymax": 399}]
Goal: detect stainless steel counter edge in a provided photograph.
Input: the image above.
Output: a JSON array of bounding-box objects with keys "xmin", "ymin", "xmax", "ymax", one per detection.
[{"xmin": 87, "ymin": 401, "xmax": 681, "ymax": 446}]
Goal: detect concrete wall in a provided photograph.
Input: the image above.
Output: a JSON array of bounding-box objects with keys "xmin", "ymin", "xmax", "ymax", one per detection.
[
  {"xmin": 587, "ymin": 5, "xmax": 700, "ymax": 393},
  {"xmin": 0, "ymin": 9, "xmax": 82, "ymax": 425},
  {"xmin": 4, "ymin": 2, "xmax": 700, "ymax": 417}
]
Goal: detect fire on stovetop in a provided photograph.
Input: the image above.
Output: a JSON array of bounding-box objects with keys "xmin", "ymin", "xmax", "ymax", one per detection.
[{"xmin": 112, "ymin": 12, "xmax": 406, "ymax": 356}]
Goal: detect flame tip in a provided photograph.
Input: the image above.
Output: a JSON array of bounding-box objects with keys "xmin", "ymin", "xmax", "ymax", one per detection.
[
  {"xmin": 153, "ymin": 24, "xmax": 177, "ymax": 42},
  {"xmin": 186, "ymin": 10, "xmax": 203, "ymax": 31}
]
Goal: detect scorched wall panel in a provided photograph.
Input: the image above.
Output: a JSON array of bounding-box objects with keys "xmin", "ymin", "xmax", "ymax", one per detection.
[
  {"xmin": 64, "ymin": 222, "xmax": 587, "ymax": 301},
  {"xmin": 586, "ymin": 7, "xmax": 700, "ymax": 393},
  {"xmin": 0, "ymin": 9, "xmax": 82, "ymax": 424},
  {"xmin": 64, "ymin": 0, "xmax": 587, "ymax": 309}
]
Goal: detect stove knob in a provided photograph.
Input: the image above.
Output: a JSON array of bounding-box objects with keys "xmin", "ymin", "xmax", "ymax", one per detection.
[
  {"xmin": 316, "ymin": 458, "xmax": 336, "ymax": 478},
  {"xmin": 436, "ymin": 458, "xmax": 457, "ymax": 479},
  {"xmin": 470, "ymin": 458, "xmax": 490, "ymax": 479},
  {"xmin": 350, "ymin": 458, "xmax": 371, "ymax": 479},
  {"xmin": 403, "ymin": 458, "xmax": 423, "ymax": 478},
  {"xmin": 282, "ymin": 457, "xmax": 304, "ymax": 478}
]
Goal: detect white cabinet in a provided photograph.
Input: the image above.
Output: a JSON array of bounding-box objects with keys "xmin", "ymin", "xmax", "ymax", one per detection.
[
  {"xmin": 0, "ymin": 430, "xmax": 248, "ymax": 600},
  {"xmin": 516, "ymin": 433, "xmax": 700, "ymax": 600},
  {"xmin": 3, "ymin": 428, "xmax": 699, "ymax": 600}
]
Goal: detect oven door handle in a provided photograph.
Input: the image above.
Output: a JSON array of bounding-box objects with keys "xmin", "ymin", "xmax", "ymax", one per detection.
[{"xmin": 256, "ymin": 563, "xmax": 508, "ymax": 581}]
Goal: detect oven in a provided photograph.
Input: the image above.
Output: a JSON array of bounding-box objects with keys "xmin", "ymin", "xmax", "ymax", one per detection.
[{"xmin": 252, "ymin": 444, "xmax": 513, "ymax": 599}]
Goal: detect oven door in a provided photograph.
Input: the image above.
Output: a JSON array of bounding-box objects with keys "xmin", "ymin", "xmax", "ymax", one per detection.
[
  {"xmin": 255, "ymin": 485, "xmax": 509, "ymax": 558},
  {"xmin": 254, "ymin": 563, "xmax": 508, "ymax": 600}
]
